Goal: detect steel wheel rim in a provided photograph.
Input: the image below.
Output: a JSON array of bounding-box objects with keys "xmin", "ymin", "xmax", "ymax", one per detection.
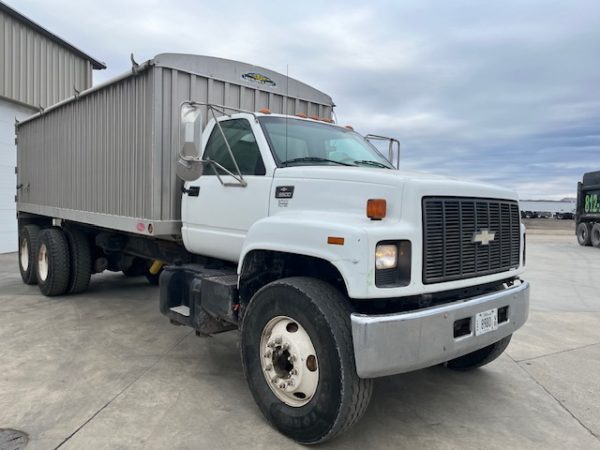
[
  {"xmin": 260, "ymin": 315, "xmax": 319, "ymax": 407},
  {"xmin": 37, "ymin": 243, "xmax": 49, "ymax": 282},
  {"xmin": 19, "ymin": 238, "xmax": 29, "ymax": 272}
]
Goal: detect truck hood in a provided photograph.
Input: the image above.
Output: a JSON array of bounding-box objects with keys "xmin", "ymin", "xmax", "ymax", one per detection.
[{"xmin": 273, "ymin": 166, "xmax": 518, "ymax": 202}]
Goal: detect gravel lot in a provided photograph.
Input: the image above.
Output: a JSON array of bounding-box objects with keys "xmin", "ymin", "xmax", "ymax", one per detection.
[{"xmin": 1, "ymin": 219, "xmax": 599, "ymax": 449}]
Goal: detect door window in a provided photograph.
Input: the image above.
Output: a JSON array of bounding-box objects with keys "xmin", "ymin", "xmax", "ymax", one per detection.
[{"xmin": 203, "ymin": 119, "xmax": 266, "ymax": 176}]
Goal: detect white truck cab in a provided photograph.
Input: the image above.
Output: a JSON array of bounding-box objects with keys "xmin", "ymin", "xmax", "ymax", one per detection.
[{"xmin": 174, "ymin": 105, "xmax": 529, "ymax": 422}]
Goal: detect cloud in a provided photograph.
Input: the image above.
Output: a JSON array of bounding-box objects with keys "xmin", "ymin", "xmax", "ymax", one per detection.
[{"xmin": 11, "ymin": 0, "xmax": 600, "ymax": 199}]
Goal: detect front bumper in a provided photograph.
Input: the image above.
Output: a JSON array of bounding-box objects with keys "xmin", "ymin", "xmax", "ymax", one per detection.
[{"xmin": 351, "ymin": 281, "xmax": 530, "ymax": 378}]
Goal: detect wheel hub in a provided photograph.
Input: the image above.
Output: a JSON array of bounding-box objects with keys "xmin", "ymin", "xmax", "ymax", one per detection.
[
  {"xmin": 260, "ymin": 316, "xmax": 319, "ymax": 407},
  {"xmin": 19, "ymin": 238, "xmax": 29, "ymax": 271},
  {"xmin": 37, "ymin": 243, "xmax": 49, "ymax": 282}
]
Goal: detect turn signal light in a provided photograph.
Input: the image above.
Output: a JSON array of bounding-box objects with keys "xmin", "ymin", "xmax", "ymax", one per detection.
[
  {"xmin": 367, "ymin": 199, "xmax": 387, "ymax": 220},
  {"xmin": 327, "ymin": 236, "xmax": 345, "ymax": 246}
]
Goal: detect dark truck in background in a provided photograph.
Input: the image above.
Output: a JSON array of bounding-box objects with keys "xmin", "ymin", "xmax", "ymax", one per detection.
[{"xmin": 576, "ymin": 170, "xmax": 600, "ymax": 247}]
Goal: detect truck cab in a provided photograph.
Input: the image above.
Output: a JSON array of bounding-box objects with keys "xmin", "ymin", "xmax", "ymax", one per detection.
[{"xmin": 160, "ymin": 105, "xmax": 529, "ymax": 441}]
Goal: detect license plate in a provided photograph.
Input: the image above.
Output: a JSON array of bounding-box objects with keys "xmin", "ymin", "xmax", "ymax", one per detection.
[{"xmin": 475, "ymin": 308, "xmax": 498, "ymax": 336}]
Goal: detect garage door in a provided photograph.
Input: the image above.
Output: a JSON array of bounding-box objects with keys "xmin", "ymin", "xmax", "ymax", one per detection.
[{"xmin": 0, "ymin": 99, "xmax": 35, "ymax": 254}]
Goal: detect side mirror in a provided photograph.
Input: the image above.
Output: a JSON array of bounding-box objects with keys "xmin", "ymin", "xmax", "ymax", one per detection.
[
  {"xmin": 177, "ymin": 102, "xmax": 204, "ymax": 181},
  {"xmin": 365, "ymin": 134, "xmax": 400, "ymax": 169}
]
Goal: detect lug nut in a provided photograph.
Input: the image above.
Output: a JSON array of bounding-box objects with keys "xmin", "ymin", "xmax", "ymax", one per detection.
[
  {"xmin": 265, "ymin": 364, "xmax": 272, "ymax": 371},
  {"xmin": 267, "ymin": 342, "xmax": 275, "ymax": 348},
  {"xmin": 290, "ymin": 368, "xmax": 298, "ymax": 376},
  {"xmin": 271, "ymin": 377, "xmax": 278, "ymax": 384},
  {"xmin": 279, "ymin": 383, "xmax": 286, "ymax": 389},
  {"xmin": 264, "ymin": 350, "xmax": 272, "ymax": 358},
  {"xmin": 274, "ymin": 337, "xmax": 282, "ymax": 344},
  {"xmin": 287, "ymin": 379, "xmax": 294, "ymax": 387}
]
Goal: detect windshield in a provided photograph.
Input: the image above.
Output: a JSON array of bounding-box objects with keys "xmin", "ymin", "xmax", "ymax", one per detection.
[{"xmin": 258, "ymin": 117, "xmax": 394, "ymax": 169}]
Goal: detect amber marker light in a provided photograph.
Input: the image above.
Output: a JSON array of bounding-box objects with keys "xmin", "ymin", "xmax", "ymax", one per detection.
[
  {"xmin": 259, "ymin": 108, "xmax": 271, "ymax": 114},
  {"xmin": 367, "ymin": 199, "xmax": 387, "ymax": 220},
  {"xmin": 327, "ymin": 236, "xmax": 345, "ymax": 245}
]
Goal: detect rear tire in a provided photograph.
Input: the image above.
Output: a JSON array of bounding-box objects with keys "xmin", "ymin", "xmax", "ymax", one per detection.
[
  {"xmin": 240, "ymin": 277, "xmax": 372, "ymax": 444},
  {"xmin": 65, "ymin": 227, "xmax": 92, "ymax": 294},
  {"xmin": 444, "ymin": 335, "xmax": 512, "ymax": 371},
  {"xmin": 18, "ymin": 224, "xmax": 41, "ymax": 285},
  {"xmin": 577, "ymin": 222, "xmax": 592, "ymax": 246},
  {"xmin": 591, "ymin": 223, "xmax": 600, "ymax": 248},
  {"xmin": 36, "ymin": 228, "xmax": 71, "ymax": 297},
  {"xmin": 577, "ymin": 223, "xmax": 591, "ymax": 246}
]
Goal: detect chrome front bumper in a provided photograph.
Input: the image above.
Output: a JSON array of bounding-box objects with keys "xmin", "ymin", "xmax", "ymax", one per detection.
[{"xmin": 351, "ymin": 281, "xmax": 530, "ymax": 378}]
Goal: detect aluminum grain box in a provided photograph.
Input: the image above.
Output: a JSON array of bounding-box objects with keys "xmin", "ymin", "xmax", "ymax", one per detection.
[{"xmin": 16, "ymin": 53, "xmax": 334, "ymax": 238}]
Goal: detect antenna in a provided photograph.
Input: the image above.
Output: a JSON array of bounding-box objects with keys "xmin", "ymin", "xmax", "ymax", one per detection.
[{"xmin": 285, "ymin": 64, "xmax": 289, "ymax": 164}]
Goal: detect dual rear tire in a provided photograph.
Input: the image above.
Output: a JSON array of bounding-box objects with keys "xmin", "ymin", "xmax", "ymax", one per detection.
[
  {"xmin": 18, "ymin": 225, "xmax": 91, "ymax": 296},
  {"xmin": 577, "ymin": 222, "xmax": 600, "ymax": 247}
]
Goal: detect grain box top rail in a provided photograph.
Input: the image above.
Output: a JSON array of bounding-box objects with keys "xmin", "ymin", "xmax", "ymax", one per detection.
[{"xmin": 17, "ymin": 53, "xmax": 335, "ymax": 126}]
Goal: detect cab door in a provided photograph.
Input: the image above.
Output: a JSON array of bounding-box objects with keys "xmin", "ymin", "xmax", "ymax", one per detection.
[{"xmin": 181, "ymin": 116, "xmax": 273, "ymax": 262}]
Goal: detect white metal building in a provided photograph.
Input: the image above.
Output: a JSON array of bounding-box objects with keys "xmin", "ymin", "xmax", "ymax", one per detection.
[{"xmin": 0, "ymin": 1, "xmax": 105, "ymax": 253}]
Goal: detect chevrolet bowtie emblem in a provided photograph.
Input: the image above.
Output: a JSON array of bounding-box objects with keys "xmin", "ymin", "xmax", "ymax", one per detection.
[{"xmin": 472, "ymin": 229, "xmax": 496, "ymax": 245}]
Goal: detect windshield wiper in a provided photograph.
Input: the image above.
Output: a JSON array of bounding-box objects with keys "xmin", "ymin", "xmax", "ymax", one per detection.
[
  {"xmin": 354, "ymin": 160, "xmax": 392, "ymax": 169},
  {"xmin": 282, "ymin": 157, "xmax": 355, "ymax": 167}
]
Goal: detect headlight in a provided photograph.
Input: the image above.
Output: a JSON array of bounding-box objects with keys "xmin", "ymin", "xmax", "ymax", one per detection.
[
  {"xmin": 375, "ymin": 244, "xmax": 398, "ymax": 269},
  {"xmin": 375, "ymin": 241, "xmax": 412, "ymax": 288}
]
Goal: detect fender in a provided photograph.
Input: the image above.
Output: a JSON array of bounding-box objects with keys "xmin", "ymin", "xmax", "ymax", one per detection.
[{"xmin": 238, "ymin": 212, "xmax": 371, "ymax": 298}]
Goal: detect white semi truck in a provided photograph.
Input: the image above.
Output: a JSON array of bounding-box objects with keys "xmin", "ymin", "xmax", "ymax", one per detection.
[{"xmin": 15, "ymin": 54, "xmax": 529, "ymax": 444}]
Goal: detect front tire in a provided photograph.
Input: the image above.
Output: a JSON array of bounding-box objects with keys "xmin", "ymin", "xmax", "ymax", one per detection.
[
  {"xmin": 18, "ymin": 224, "xmax": 41, "ymax": 285},
  {"xmin": 240, "ymin": 277, "xmax": 372, "ymax": 444},
  {"xmin": 444, "ymin": 335, "xmax": 512, "ymax": 371},
  {"xmin": 36, "ymin": 228, "xmax": 71, "ymax": 297}
]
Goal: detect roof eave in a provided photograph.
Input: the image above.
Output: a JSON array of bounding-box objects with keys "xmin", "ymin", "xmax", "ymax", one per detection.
[{"xmin": 0, "ymin": 1, "xmax": 106, "ymax": 70}]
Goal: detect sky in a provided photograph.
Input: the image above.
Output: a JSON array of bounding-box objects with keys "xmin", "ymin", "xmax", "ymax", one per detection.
[{"xmin": 11, "ymin": 0, "xmax": 600, "ymax": 199}]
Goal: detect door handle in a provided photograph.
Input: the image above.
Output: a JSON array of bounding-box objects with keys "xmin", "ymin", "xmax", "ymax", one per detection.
[{"xmin": 182, "ymin": 185, "xmax": 200, "ymax": 196}]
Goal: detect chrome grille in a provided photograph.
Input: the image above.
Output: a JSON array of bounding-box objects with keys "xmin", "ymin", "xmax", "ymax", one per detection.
[{"xmin": 422, "ymin": 197, "xmax": 521, "ymax": 284}]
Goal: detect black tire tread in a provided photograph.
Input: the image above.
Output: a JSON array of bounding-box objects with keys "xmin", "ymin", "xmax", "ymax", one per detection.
[
  {"xmin": 591, "ymin": 223, "xmax": 600, "ymax": 248},
  {"xmin": 577, "ymin": 222, "xmax": 592, "ymax": 246},
  {"xmin": 445, "ymin": 335, "xmax": 512, "ymax": 371},
  {"xmin": 65, "ymin": 227, "xmax": 92, "ymax": 294},
  {"xmin": 19, "ymin": 224, "xmax": 41, "ymax": 285},
  {"xmin": 242, "ymin": 277, "xmax": 373, "ymax": 444},
  {"xmin": 37, "ymin": 228, "xmax": 70, "ymax": 297}
]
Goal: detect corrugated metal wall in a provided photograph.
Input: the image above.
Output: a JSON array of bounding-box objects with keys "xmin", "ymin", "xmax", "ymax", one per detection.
[
  {"xmin": 0, "ymin": 9, "xmax": 92, "ymax": 108},
  {"xmin": 17, "ymin": 72, "xmax": 156, "ymax": 220},
  {"xmin": 17, "ymin": 58, "xmax": 336, "ymax": 237}
]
